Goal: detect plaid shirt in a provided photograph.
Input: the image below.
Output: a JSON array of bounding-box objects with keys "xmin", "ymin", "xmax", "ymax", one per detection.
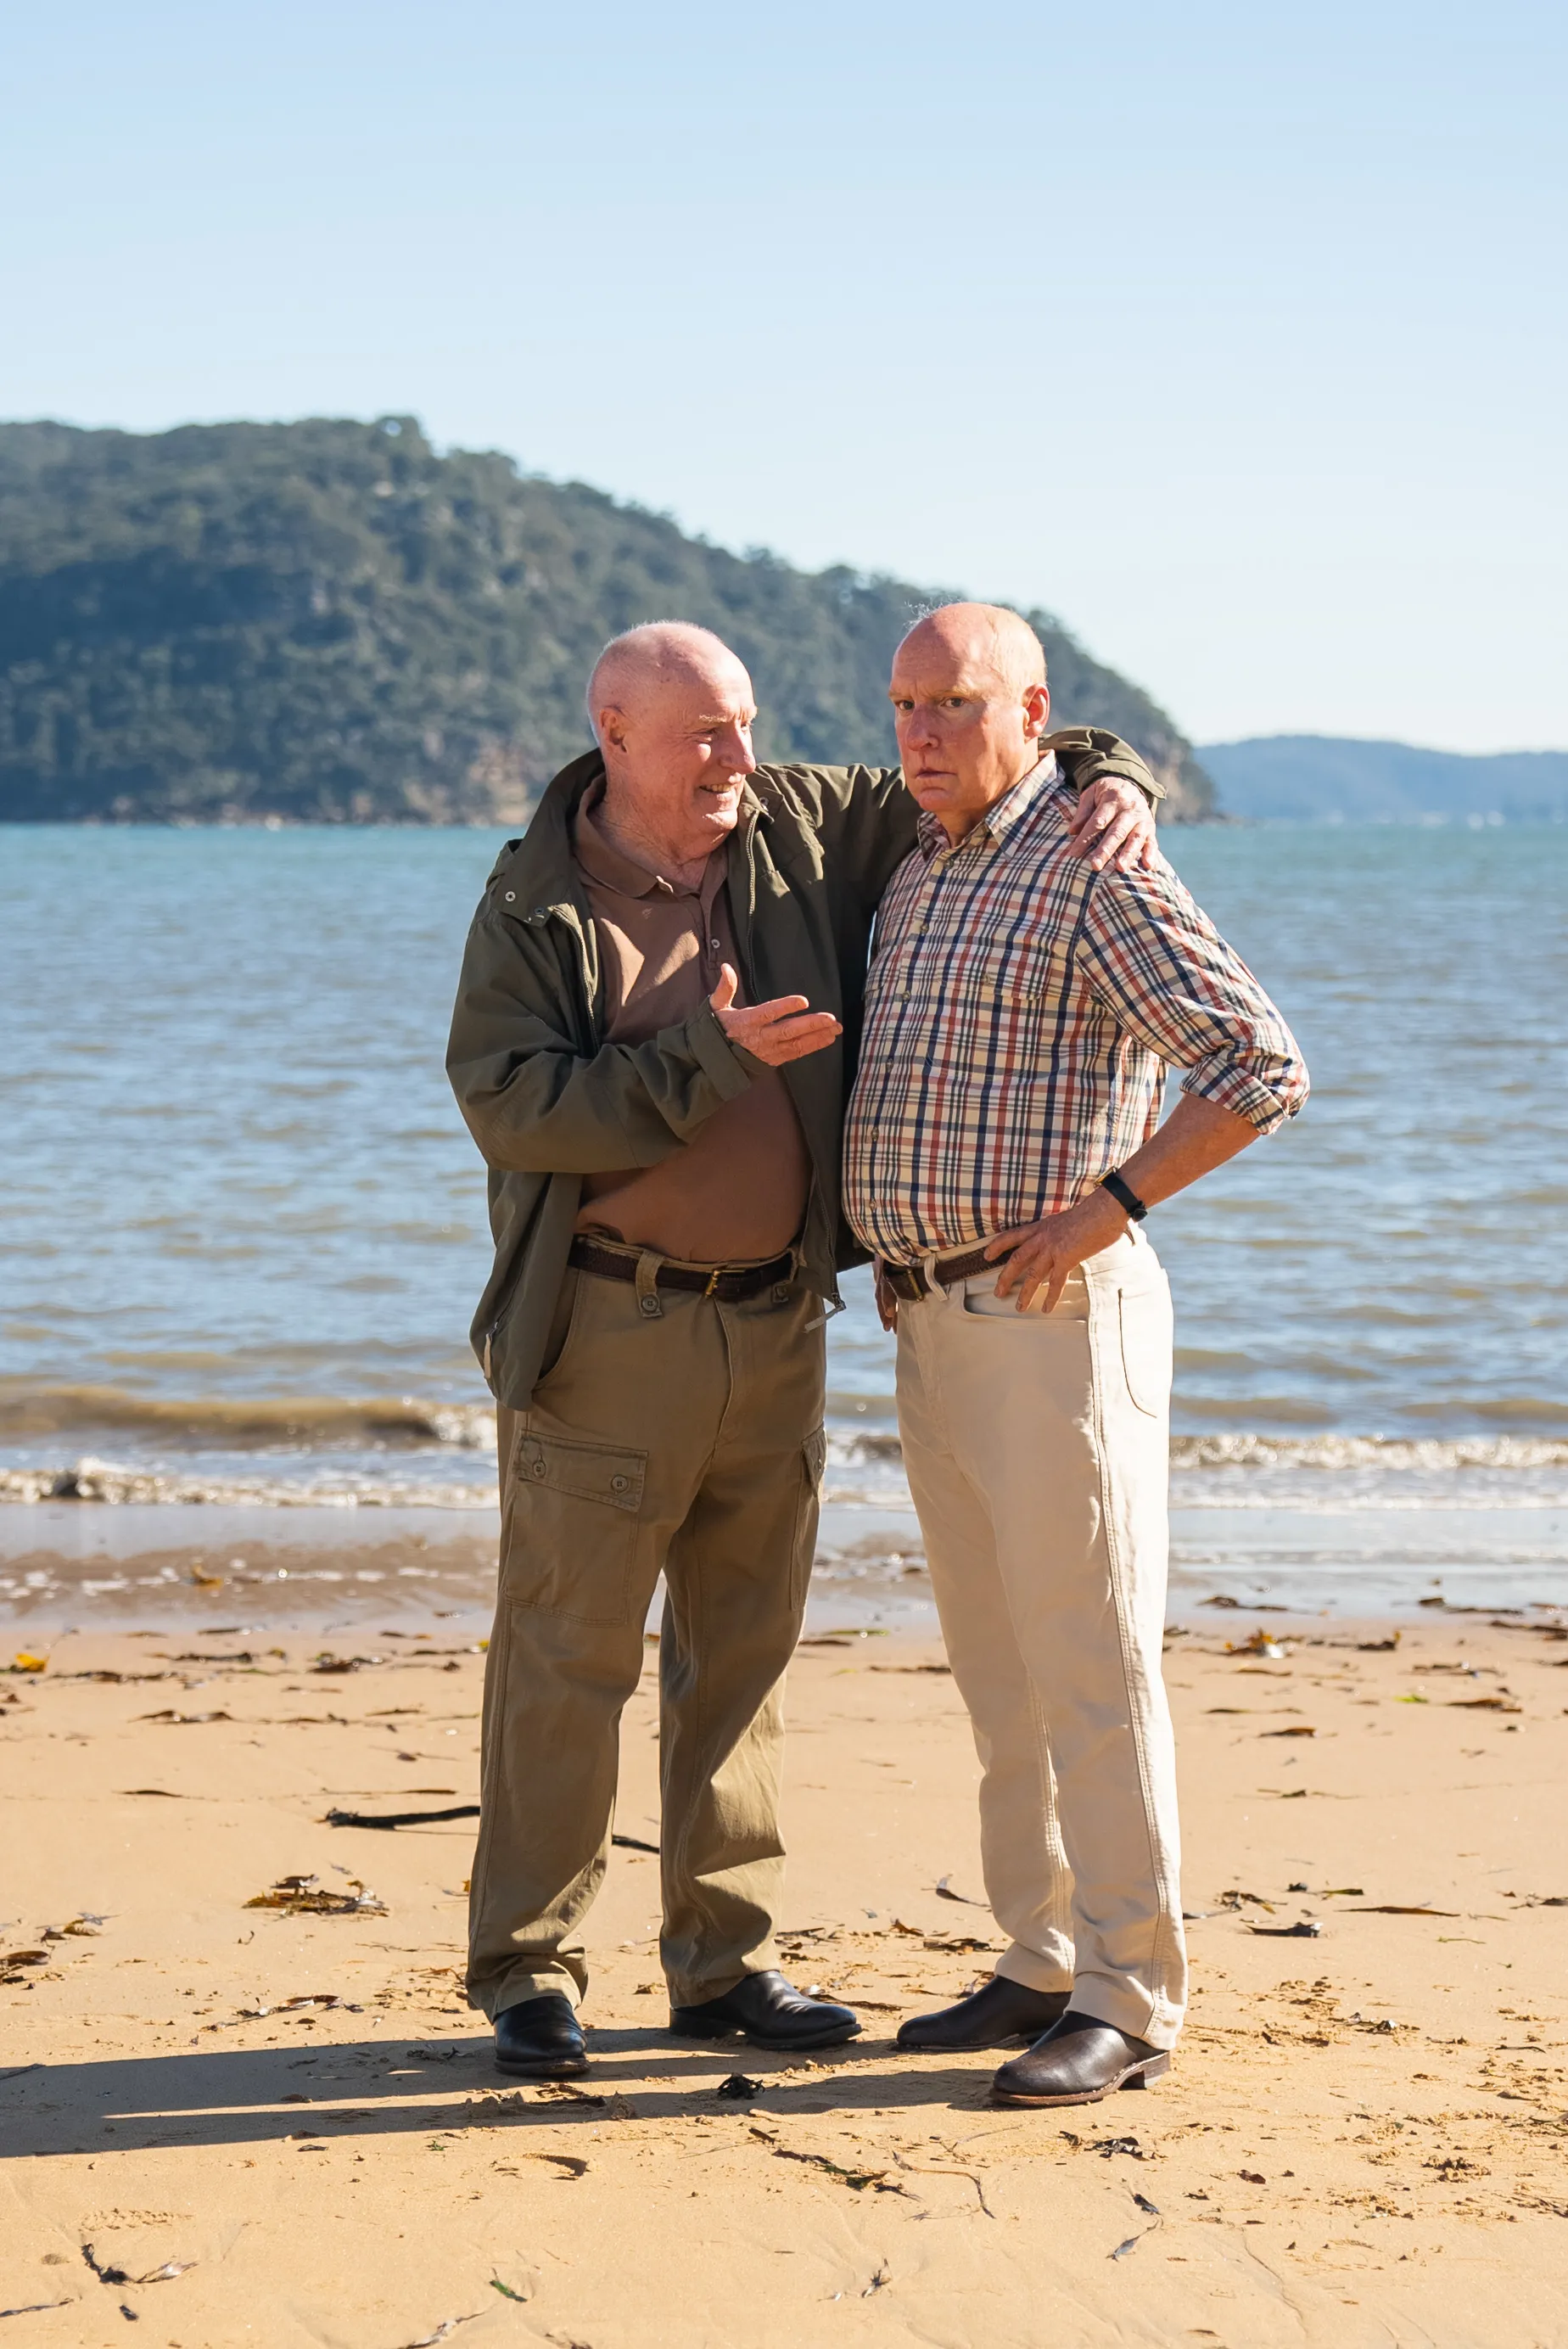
[{"xmin": 843, "ymin": 754, "xmax": 1308, "ymax": 1263}]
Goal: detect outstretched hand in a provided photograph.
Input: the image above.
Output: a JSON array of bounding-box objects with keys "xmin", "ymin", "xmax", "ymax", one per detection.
[
  {"xmin": 1065, "ymin": 778, "xmax": 1160, "ymax": 872},
  {"xmin": 709, "ymin": 963, "xmax": 843, "ymax": 1068}
]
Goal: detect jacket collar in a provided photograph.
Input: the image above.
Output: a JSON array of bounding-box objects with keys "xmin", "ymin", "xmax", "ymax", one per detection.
[{"xmin": 491, "ymin": 749, "xmax": 766, "ymax": 918}]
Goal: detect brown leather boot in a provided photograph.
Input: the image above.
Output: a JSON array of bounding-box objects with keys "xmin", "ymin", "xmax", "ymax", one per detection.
[
  {"xmin": 990, "ymin": 2009, "xmax": 1171, "ymax": 2107},
  {"xmin": 897, "ymin": 1976, "xmax": 1069, "ymax": 2052}
]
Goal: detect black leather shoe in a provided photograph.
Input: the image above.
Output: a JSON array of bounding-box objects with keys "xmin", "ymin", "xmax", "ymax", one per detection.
[
  {"xmin": 493, "ymin": 1993, "xmax": 589, "ymax": 2078},
  {"xmin": 897, "ymin": 1975, "xmax": 1070, "ymax": 2052},
  {"xmin": 669, "ymin": 1969, "xmax": 861, "ymax": 2051},
  {"xmin": 989, "ymin": 2009, "xmax": 1171, "ymax": 2107}
]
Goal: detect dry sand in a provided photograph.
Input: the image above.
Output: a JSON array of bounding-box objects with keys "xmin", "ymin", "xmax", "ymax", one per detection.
[{"xmin": 3, "ymin": 1606, "xmax": 1568, "ymax": 2346}]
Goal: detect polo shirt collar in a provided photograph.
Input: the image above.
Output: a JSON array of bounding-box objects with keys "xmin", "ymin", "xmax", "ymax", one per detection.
[
  {"xmin": 572, "ymin": 777, "xmax": 733, "ymax": 913},
  {"xmin": 574, "ymin": 778, "xmax": 676, "ymax": 899}
]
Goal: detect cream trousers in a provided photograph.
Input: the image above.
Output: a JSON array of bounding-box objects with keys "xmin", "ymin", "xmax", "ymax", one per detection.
[{"xmin": 894, "ymin": 1227, "xmax": 1186, "ymax": 2049}]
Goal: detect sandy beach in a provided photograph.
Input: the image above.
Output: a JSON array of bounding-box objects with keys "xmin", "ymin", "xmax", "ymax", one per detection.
[{"xmin": 4, "ymin": 1603, "xmax": 1567, "ymax": 2346}]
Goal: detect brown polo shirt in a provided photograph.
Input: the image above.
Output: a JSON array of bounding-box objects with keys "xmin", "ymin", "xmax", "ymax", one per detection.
[{"xmin": 570, "ymin": 784, "xmax": 812, "ymax": 1264}]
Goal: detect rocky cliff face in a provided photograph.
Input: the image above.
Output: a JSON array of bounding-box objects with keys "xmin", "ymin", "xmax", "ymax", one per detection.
[{"xmin": 0, "ymin": 416, "xmax": 1212, "ymax": 822}]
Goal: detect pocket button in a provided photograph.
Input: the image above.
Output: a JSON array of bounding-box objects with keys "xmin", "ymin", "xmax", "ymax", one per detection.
[
  {"xmin": 610, "ymin": 1473, "xmax": 629, "ymax": 1492},
  {"xmin": 530, "ymin": 1459, "xmax": 547, "ymax": 1480}
]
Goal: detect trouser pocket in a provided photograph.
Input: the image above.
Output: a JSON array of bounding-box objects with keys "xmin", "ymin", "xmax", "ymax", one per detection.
[
  {"xmin": 535, "ymin": 1269, "xmax": 583, "ymax": 1388},
  {"xmin": 1117, "ymin": 1280, "xmax": 1173, "ymax": 1418},
  {"xmin": 790, "ymin": 1426, "xmax": 827, "ymax": 1610},
  {"xmin": 502, "ymin": 1426, "xmax": 648, "ymax": 1625}
]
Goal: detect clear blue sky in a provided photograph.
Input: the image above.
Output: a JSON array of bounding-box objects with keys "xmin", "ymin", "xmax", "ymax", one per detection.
[{"xmin": 3, "ymin": 0, "xmax": 1563, "ymax": 750}]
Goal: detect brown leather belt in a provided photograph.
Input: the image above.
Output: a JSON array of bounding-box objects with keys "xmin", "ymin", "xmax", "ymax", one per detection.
[
  {"xmin": 878, "ymin": 1242, "xmax": 1010, "ymax": 1304},
  {"xmin": 568, "ymin": 1236, "xmax": 796, "ymax": 1303}
]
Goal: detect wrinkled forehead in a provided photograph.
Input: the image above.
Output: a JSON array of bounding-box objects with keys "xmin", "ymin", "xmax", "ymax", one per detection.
[
  {"xmin": 889, "ymin": 634, "xmax": 1012, "ymax": 700},
  {"xmin": 631, "ymin": 653, "xmax": 756, "ymax": 727}
]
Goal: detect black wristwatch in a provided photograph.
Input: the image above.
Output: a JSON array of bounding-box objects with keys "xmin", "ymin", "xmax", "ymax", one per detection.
[{"xmin": 1100, "ymin": 1168, "xmax": 1149, "ymax": 1223}]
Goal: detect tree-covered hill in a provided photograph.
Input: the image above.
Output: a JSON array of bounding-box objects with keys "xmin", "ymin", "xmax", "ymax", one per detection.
[
  {"xmin": 1199, "ymin": 735, "xmax": 1568, "ymax": 822},
  {"xmin": 0, "ymin": 416, "xmax": 1213, "ymax": 823}
]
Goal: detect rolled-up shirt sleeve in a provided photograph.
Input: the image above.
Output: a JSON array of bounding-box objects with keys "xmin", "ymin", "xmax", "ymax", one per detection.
[{"xmin": 1076, "ymin": 857, "xmax": 1308, "ymax": 1135}]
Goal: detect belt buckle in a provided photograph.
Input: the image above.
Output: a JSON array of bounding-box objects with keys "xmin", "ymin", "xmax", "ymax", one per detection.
[
  {"xmin": 883, "ymin": 1261, "xmax": 927, "ymax": 1304},
  {"xmin": 704, "ymin": 1267, "xmax": 722, "ymax": 1298}
]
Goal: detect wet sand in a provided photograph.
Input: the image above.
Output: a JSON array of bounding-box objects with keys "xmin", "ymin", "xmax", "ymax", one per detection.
[{"xmin": 4, "ymin": 1607, "xmax": 1568, "ymax": 2344}]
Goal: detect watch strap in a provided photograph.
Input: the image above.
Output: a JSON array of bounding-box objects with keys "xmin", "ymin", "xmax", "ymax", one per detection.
[{"xmin": 1100, "ymin": 1168, "xmax": 1149, "ymax": 1222}]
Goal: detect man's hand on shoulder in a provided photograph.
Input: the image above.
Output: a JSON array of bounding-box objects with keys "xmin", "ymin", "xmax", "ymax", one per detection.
[
  {"xmin": 1065, "ymin": 778, "xmax": 1160, "ymax": 872},
  {"xmin": 709, "ymin": 964, "xmax": 843, "ymax": 1068}
]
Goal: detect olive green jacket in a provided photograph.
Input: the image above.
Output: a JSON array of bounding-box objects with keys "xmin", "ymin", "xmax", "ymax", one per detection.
[{"xmin": 446, "ymin": 731, "xmax": 1162, "ymax": 1409}]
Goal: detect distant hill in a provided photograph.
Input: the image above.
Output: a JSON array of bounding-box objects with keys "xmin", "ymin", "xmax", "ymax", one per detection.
[
  {"xmin": 1200, "ymin": 735, "xmax": 1568, "ymax": 823},
  {"xmin": 0, "ymin": 416, "xmax": 1213, "ymax": 823}
]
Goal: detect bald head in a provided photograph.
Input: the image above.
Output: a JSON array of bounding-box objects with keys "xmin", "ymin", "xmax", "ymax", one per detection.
[
  {"xmin": 889, "ymin": 601, "xmax": 1053, "ymax": 844},
  {"xmin": 585, "ymin": 622, "xmax": 751, "ymax": 743},
  {"xmin": 896, "ymin": 603, "xmax": 1048, "ymax": 697},
  {"xmin": 585, "ymin": 620, "xmax": 759, "ymax": 875}
]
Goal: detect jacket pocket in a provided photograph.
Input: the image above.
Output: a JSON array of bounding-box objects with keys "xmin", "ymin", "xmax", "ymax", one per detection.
[
  {"xmin": 1117, "ymin": 1287, "xmax": 1172, "ymax": 1419},
  {"xmin": 502, "ymin": 1428, "xmax": 647, "ymax": 1625},
  {"xmin": 791, "ymin": 1427, "xmax": 828, "ymax": 1612}
]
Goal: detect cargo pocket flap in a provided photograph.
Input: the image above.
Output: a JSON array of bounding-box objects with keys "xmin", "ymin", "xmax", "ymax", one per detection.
[{"xmin": 515, "ymin": 1432, "xmax": 646, "ymax": 1511}]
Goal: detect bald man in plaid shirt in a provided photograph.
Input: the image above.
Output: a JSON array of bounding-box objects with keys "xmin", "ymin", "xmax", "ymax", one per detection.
[{"xmin": 844, "ymin": 603, "xmax": 1308, "ymax": 2108}]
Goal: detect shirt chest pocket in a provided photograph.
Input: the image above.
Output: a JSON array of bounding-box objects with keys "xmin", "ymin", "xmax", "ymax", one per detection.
[
  {"xmin": 962, "ymin": 931, "xmax": 1067, "ymax": 1010},
  {"xmin": 972, "ymin": 925, "xmax": 1070, "ymax": 1001}
]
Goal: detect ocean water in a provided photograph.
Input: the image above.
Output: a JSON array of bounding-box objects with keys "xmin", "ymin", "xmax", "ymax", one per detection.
[{"xmin": 2, "ymin": 821, "xmax": 1565, "ymax": 1623}]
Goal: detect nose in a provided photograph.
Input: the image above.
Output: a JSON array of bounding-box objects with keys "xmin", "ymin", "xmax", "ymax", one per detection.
[
  {"xmin": 716, "ymin": 720, "xmax": 757, "ymax": 776},
  {"xmin": 899, "ymin": 704, "xmax": 939, "ymax": 750}
]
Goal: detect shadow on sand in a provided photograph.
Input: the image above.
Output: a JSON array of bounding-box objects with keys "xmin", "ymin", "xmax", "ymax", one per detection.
[{"xmin": 1, "ymin": 2029, "xmax": 1008, "ymax": 2159}]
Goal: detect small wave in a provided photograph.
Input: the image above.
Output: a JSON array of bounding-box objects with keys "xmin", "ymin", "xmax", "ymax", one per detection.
[
  {"xmin": 826, "ymin": 1429, "xmax": 904, "ymax": 1466},
  {"xmin": 0, "ymin": 1458, "xmax": 496, "ymax": 1509},
  {"xmin": 0, "ymin": 1384, "xmax": 496, "ymax": 1451},
  {"xmin": 831, "ymin": 1428, "xmax": 1568, "ymax": 1473},
  {"xmin": 1168, "ymin": 1433, "xmax": 1568, "ymax": 1471},
  {"xmin": 4, "ymin": 1429, "xmax": 1565, "ymax": 1510}
]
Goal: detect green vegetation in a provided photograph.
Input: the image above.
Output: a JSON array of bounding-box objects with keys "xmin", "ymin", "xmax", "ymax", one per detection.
[
  {"xmin": 1199, "ymin": 735, "xmax": 1568, "ymax": 823},
  {"xmin": 0, "ymin": 416, "xmax": 1213, "ymax": 823}
]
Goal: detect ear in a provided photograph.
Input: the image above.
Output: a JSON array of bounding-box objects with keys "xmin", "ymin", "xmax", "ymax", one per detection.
[
  {"xmin": 598, "ymin": 704, "xmax": 630, "ymax": 757},
  {"xmin": 1022, "ymin": 681, "xmax": 1050, "ymax": 739}
]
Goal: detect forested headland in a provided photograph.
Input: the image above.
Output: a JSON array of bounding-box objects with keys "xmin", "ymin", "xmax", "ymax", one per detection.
[
  {"xmin": 0, "ymin": 416, "xmax": 1214, "ymax": 823},
  {"xmin": 1198, "ymin": 735, "xmax": 1568, "ymax": 823}
]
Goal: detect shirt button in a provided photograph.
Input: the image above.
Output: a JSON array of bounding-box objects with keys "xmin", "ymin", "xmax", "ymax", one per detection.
[{"xmin": 504, "ymin": 890, "xmax": 516, "ymax": 902}]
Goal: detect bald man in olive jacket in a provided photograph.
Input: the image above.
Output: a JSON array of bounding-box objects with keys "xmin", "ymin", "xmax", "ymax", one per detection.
[{"xmin": 446, "ymin": 619, "xmax": 1161, "ymax": 2078}]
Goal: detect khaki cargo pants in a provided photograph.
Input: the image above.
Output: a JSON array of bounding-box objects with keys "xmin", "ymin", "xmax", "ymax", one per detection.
[{"xmin": 468, "ymin": 1259, "xmax": 826, "ymax": 2019}]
